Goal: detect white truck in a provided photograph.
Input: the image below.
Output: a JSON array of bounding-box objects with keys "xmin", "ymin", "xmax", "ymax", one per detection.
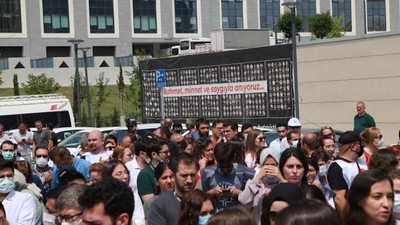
[{"xmin": 0, "ymin": 93, "xmax": 75, "ymax": 130}]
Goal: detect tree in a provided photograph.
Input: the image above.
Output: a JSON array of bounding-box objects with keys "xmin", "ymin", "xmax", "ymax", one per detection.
[
  {"xmin": 309, "ymin": 11, "xmax": 334, "ymax": 39},
  {"xmin": 328, "ymin": 14, "xmax": 345, "ymax": 38},
  {"xmin": 13, "ymin": 74, "xmax": 19, "ymax": 96},
  {"xmin": 277, "ymin": 11, "xmax": 303, "ymax": 40},
  {"xmin": 0, "ymin": 69, "xmax": 3, "ymax": 86},
  {"xmin": 22, "ymin": 73, "xmax": 61, "ymax": 94},
  {"xmin": 93, "ymin": 72, "xmax": 110, "ymax": 127},
  {"xmin": 110, "ymin": 107, "xmax": 120, "ymax": 126},
  {"xmin": 117, "ymin": 63, "xmax": 125, "ymax": 125},
  {"xmin": 70, "ymin": 73, "xmax": 85, "ymax": 116},
  {"xmin": 125, "ymin": 49, "xmax": 151, "ymax": 121}
]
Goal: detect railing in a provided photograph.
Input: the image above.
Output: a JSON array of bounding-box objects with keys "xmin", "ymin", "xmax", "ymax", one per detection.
[
  {"xmin": 114, "ymin": 55, "xmax": 133, "ymax": 67},
  {"xmin": 30, "ymin": 58, "xmax": 54, "ymax": 68},
  {"xmin": 78, "ymin": 57, "xmax": 94, "ymax": 67}
]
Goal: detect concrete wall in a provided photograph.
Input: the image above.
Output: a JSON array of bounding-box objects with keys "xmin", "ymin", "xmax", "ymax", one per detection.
[{"xmin": 297, "ymin": 32, "xmax": 400, "ymax": 145}]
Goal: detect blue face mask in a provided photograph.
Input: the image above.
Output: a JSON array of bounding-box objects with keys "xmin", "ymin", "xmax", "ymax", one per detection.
[{"xmin": 198, "ymin": 214, "xmax": 212, "ymax": 225}]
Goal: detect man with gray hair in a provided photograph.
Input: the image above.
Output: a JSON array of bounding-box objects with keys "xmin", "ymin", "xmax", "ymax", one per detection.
[
  {"xmin": 185, "ymin": 119, "xmax": 199, "ymax": 140},
  {"xmin": 56, "ymin": 184, "xmax": 86, "ymax": 224},
  {"xmin": 354, "ymin": 101, "xmax": 375, "ymax": 134},
  {"xmin": 76, "ymin": 133, "xmax": 89, "ymax": 161}
]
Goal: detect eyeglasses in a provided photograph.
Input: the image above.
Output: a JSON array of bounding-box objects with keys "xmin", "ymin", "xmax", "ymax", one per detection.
[
  {"xmin": 36, "ymin": 155, "xmax": 48, "ymax": 158},
  {"xmin": 257, "ymin": 137, "xmax": 266, "ymax": 142},
  {"xmin": 57, "ymin": 212, "xmax": 83, "ymax": 222}
]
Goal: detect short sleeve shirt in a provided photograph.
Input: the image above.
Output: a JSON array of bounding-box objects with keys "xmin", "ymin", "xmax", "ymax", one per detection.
[{"xmin": 33, "ymin": 129, "xmax": 52, "ymax": 148}]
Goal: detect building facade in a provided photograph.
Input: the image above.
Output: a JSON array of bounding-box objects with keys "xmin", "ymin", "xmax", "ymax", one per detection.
[{"xmin": 0, "ymin": 0, "xmax": 399, "ymax": 61}]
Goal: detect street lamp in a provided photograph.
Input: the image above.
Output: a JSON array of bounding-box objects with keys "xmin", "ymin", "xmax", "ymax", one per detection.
[
  {"xmin": 68, "ymin": 38, "xmax": 84, "ymax": 126},
  {"xmin": 282, "ymin": 1, "xmax": 302, "ymax": 119},
  {"xmin": 78, "ymin": 47, "xmax": 92, "ymax": 127}
]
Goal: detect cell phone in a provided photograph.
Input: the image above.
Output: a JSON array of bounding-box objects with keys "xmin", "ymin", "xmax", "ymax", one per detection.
[
  {"xmin": 22, "ymin": 139, "xmax": 25, "ymax": 142},
  {"xmin": 222, "ymin": 189, "xmax": 230, "ymax": 193}
]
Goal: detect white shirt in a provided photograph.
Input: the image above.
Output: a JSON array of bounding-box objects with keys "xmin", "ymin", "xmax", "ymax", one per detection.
[
  {"xmin": 83, "ymin": 150, "xmax": 113, "ymax": 163},
  {"xmin": 3, "ymin": 190, "xmax": 36, "ymax": 225},
  {"xmin": 126, "ymin": 158, "xmax": 145, "ymax": 225},
  {"xmin": 269, "ymin": 138, "xmax": 282, "ymax": 153}
]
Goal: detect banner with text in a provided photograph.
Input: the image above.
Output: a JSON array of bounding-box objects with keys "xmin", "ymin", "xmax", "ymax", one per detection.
[{"xmin": 163, "ymin": 81, "xmax": 268, "ymax": 97}]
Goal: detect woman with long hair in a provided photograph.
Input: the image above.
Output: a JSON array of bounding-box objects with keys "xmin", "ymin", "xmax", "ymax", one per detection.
[
  {"xmin": 244, "ymin": 129, "xmax": 265, "ymax": 169},
  {"xmin": 175, "ymin": 189, "xmax": 215, "ymax": 225},
  {"xmin": 110, "ymin": 144, "xmax": 134, "ymax": 164},
  {"xmin": 345, "ymin": 169, "xmax": 395, "ymax": 225},
  {"xmin": 192, "ymin": 139, "xmax": 215, "ymax": 185},
  {"xmin": 102, "ymin": 159, "xmax": 130, "ymax": 185},
  {"xmin": 279, "ymin": 147, "xmax": 309, "ymax": 186},
  {"xmin": 143, "ymin": 162, "xmax": 175, "ymax": 218}
]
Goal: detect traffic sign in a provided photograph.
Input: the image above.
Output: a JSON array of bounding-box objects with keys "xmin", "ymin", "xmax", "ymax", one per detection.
[{"xmin": 155, "ymin": 69, "xmax": 166, "ymax": 89}]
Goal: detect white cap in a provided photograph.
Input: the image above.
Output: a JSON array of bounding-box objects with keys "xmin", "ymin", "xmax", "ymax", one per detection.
[
  {"xmin": 287, "ymin": 118, "xmax": 301, "ymax": 127},
  {"xmin": 260, "ymin": 147, "xmax": 281, "ymax": 165}
]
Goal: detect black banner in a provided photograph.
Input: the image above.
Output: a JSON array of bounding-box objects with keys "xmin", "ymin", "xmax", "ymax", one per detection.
[{"xmin": 140, "ymin": 44, "xmax": 294, "ymax": 126}]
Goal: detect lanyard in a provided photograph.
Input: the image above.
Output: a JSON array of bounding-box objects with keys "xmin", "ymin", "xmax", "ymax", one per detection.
[{"xmin": 260, "ymin": 180, "xmax": 267, "ymax": 197}]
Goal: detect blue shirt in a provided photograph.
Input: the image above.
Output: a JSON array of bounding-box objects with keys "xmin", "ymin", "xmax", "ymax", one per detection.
[{"xmin": 51, "ymin": 157, "xmax": 91, "ymax": 188}]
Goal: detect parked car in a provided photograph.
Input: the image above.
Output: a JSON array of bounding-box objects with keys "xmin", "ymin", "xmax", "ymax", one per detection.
[
  {"xmin": 108, "ymin": 123, "xmax": 161, "ymax": 144},
  {"xmin": 264, "ymin": 128, "xmax": 344, "ymax": 147}
]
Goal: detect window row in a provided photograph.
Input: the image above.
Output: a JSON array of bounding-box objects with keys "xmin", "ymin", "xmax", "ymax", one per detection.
[{"xmin": 0, "ymin": 0, "xmax": 388, "ymax": 34}]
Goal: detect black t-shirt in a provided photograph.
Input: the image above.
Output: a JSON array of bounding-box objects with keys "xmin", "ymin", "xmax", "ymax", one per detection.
[{"xmin": 327, "ymin": 161, "xmax": 348, "ymax": 191}]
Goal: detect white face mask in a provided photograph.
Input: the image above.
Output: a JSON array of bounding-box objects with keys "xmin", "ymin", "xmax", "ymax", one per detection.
[
  {"xmin": 43, "ymin": 212, "xmax": 57, "ymax": 225},
  {"xmin": 291, "ymin": 140, "xmax": 299, "ymax": 148},
  {"xmin": 0, "ymin": 177, "xmax": 15, "ymax": 194},
  {"xmin": 61, "ymin": 219, "xmax": 82, "ymax": 225},
  {"xmin": 318, "ymin": 164, "xmax": 327, "ymax": 176},
  {"xmin": 36, "ymin": 157, "xmax": 49, "ymax": 168},
  {"xmin": 378, "ymin": 138, "xmax": 384, "ymax": 147},
  {"xmin": 394, "ymin": 194, "xmax": 400, "ymax": 213}
]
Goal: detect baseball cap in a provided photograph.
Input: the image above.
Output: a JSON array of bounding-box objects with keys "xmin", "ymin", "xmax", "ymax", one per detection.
[
  {"xmin": 339, "ymin": 131, "xmax": 361, "ymax": 145},
  {"xmin": 125, "ymin": 118, "xmax": 137, "ymax": 126},
  {"xmin": 288, "ymin": 118, "xmax": 301, "ymax": 127},
  {"xmin": 260, "ymin": 147, "xmax": 281, "ymax": 165}
]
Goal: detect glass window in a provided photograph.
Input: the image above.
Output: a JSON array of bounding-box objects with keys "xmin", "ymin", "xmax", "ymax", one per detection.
[
  {"xmin": 259, "ymin": 0, "xmax": 280, "ymax": 29},
  {"xmin": 221, "ymin": 0, "xmax": 243, "ymax": 28},
  {"xmin": 0, "ymin": 0, "xmax": 22, "ymax": 33},
  {"xmin": 367, "ymin": 0, "xmax": 385, "ymax": 31},
  {"xmin": 296, "ymin": 0, "xmax": 316, "ymax": 32},
  {"xmin": 332, "ymin": 0, "xmax": 352, "ymax": 31},
  {"xmin": 89, "ymin": 0, "xmax": 115, "ymax": 33},
  {"xmin": 43, "ymin": 0, "xmax": 69, "ymax": 33},
  {"xmin": 175, "ymin": 0, "xmax": 197, "ymax": 33},
  {"xmin": 133, "ymin": 0, "xmax": 157, "ymax": 33}
]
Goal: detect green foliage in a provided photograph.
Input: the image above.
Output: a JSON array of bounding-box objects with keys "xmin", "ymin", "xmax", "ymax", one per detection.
[
  {"xmin": 126, "ymin": 49, "xmax": 151, "ymax": 122},
  {"xmin": 93, "ymin": 72, "xmax": 110, "ymax": 127},
  {"xmin": 0, "ymin": 69, "xmax": 3, "ymax": 86},
  {"xmin": 309, "ymin": 11, "xmax": 334, "ymax": 39},
  {"xmin": 22, "ymin": 73, "xmax": 61, "ymax": 95},
  {"xmin": 81, "ymin": 107, "xmax": 89, "ymax": 127},
  {"xmin": 13, "ymin": 74, "xmax": 19, "ymax": 96},
  {"xmin": 70, "ymin": 73, "xmax": 86, "ymax": 116},
  {"xmin": 110, "ymin": 107, "xmax": 120, "ymax": 126},
  {"xmin": 277, "ymin": 11, "xmax": 303, "ymax": 40},
  {"xmin": 328, "ymin": 14, "xmax": 345, "ymax": 38}
]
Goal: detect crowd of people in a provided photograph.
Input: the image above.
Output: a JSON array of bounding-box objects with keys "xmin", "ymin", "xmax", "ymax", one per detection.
[{"xmin": 1, "ymin": 101, "xmax": 400, "ymax": 225}]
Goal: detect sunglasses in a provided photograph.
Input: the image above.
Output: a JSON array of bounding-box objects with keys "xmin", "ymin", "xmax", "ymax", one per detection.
[
  {"xmin": 36, "ymin": 155, "xmax": 48, "ymax": 158},
  {"xmin": 258, "ymin": 137, "xmax": 266, "ymax": 142}
]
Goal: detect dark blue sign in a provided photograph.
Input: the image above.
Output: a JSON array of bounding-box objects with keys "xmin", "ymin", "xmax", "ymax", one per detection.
[{"xmin": 155, "ymin": 69, "xmax": 166, "ymax": 89}]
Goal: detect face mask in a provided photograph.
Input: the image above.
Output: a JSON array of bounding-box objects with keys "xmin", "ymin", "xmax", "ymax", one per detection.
[
  {"xmin": 394, "ymin": 194, "xmax": 400, "ymax": 213},
  {"xmin": 61, "ymin": 219, "xmax": 82, "ymax": 225},
  {"xmin": 265, "ymin": 174, "xmax": 280, "ymax": 184},
  {"xmin": 0, "ymin": 177, "xmax": 15, "ymax": 194},
  {"xmin": 318, "ymin": 165, "xmax": 327, "ymax": 176},
  {"xmin": 36, "ymin": 157, "xmax": 49, "ymax": 168},
  {"xmin": 43, "ymin": 212, "xmax": 57, "ymax": 225},
  {"xmin": 143, "ymin": 156, "xmax": 151, "ymax": 164},
  {"xmin": 198, "ymin": 214, "xmax": 212, "ymax": 225},
  {"xmin": 378, "ymin": 138, "xmax": 384, "ymax": 147},
  {"xmin": 291, "ymin": 140, "xmax": 299, "ymax": 148},
  {"xmin": 243, "ymin": 133, "xmax": 248, "ymax": 141},
  {"xmin": 2, "ymin": 152, "xmax": 14, "ymax": 161},
  {"xmin": 156, "ymin": 155, "xmax": 165, "ymax": 164}
]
